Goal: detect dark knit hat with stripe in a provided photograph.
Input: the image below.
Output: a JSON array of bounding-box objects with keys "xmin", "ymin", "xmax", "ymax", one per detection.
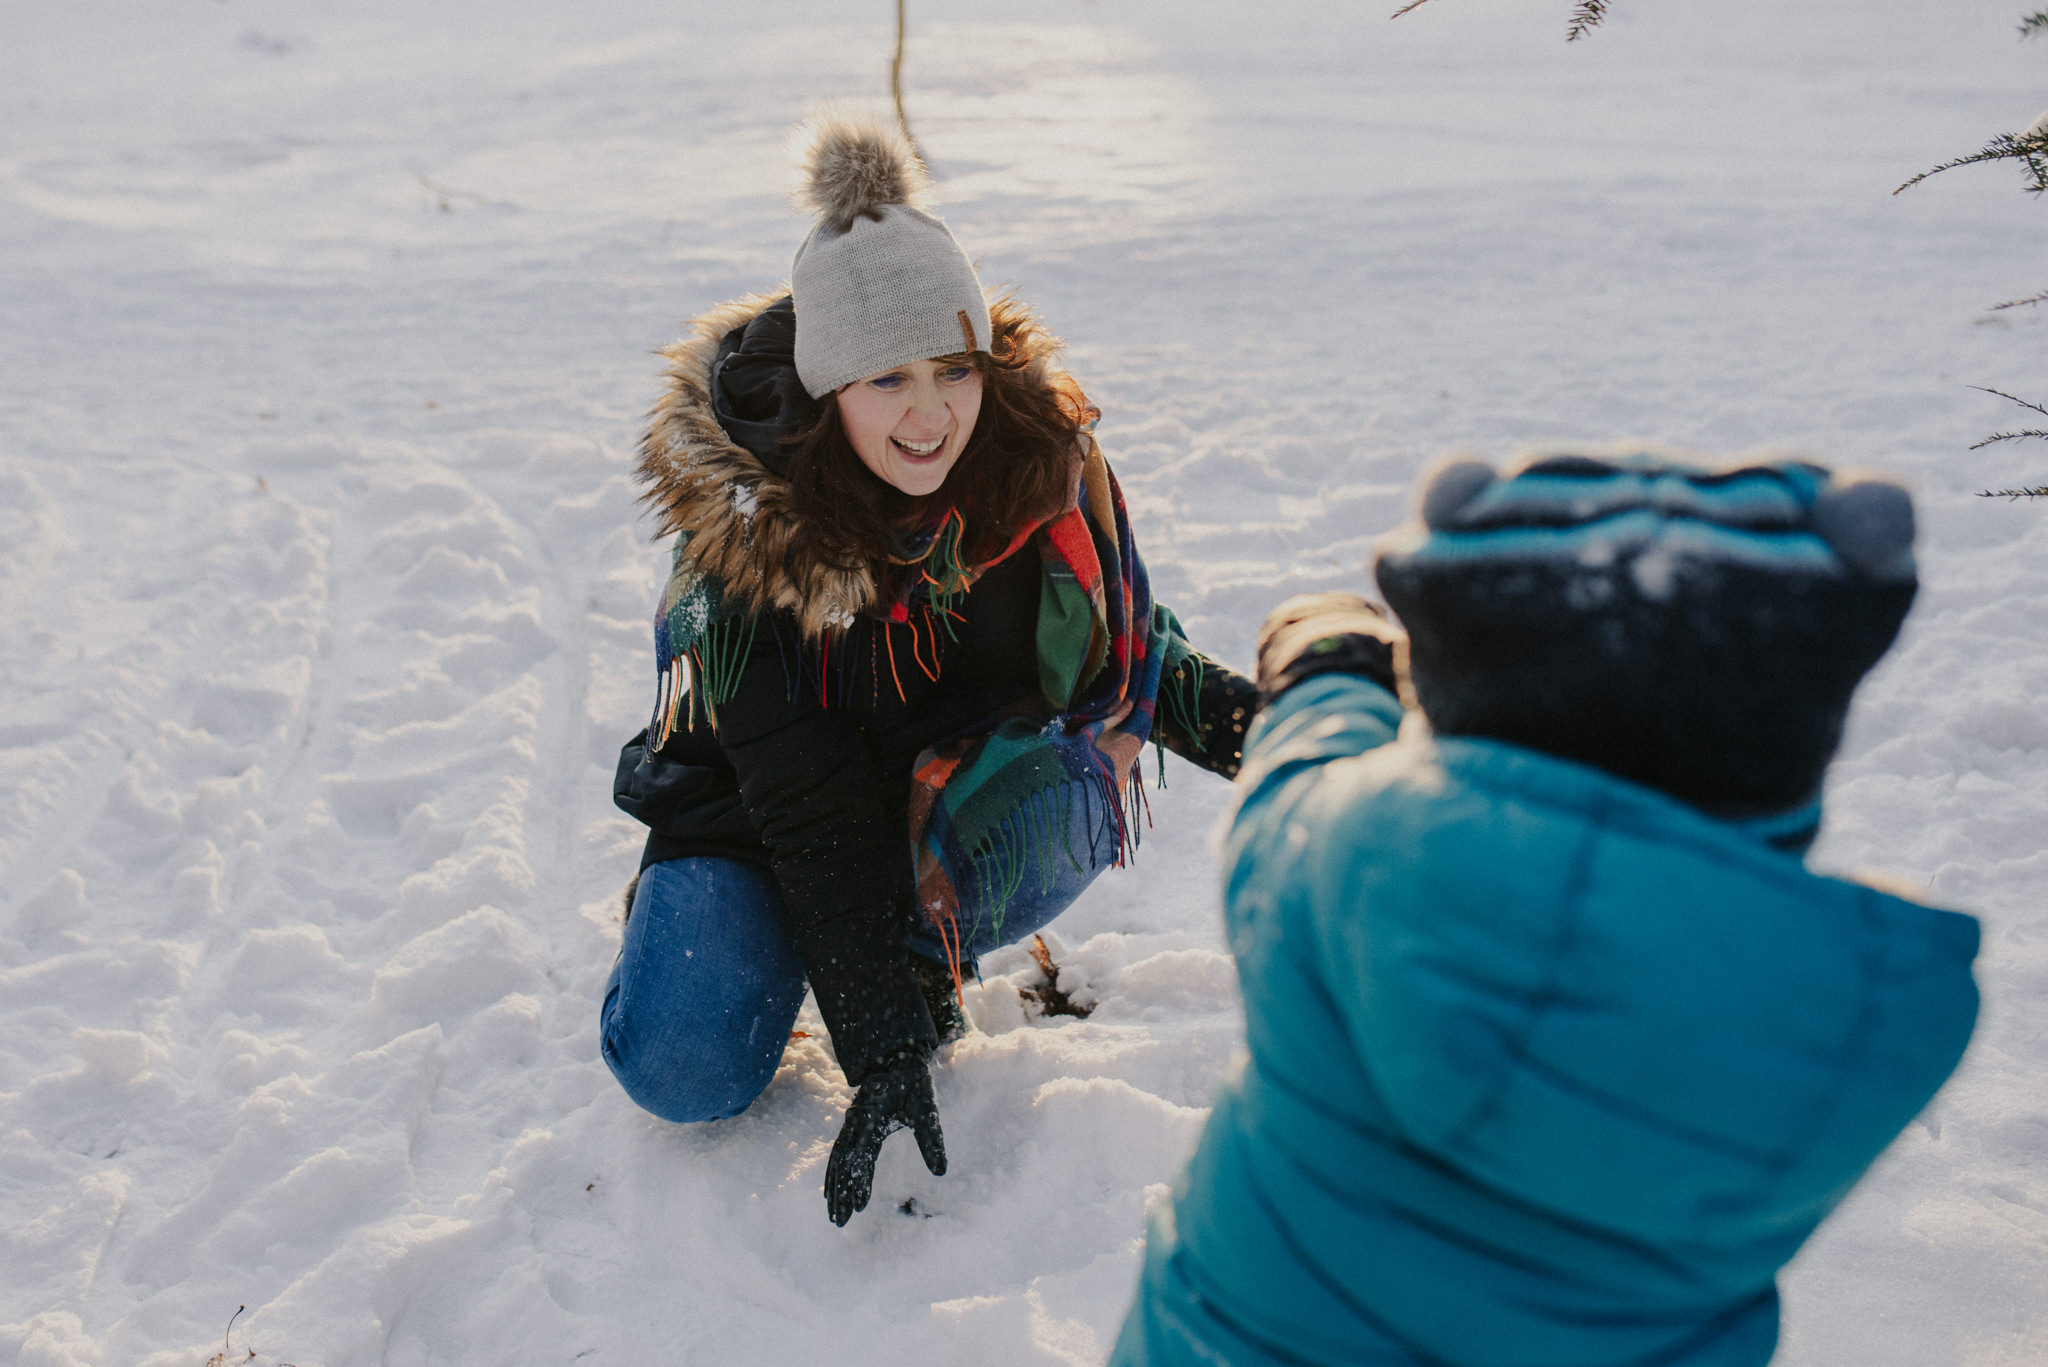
[{"xmin": 1374, "ymin": 452, "xmax": 1918, "ymax": 820}]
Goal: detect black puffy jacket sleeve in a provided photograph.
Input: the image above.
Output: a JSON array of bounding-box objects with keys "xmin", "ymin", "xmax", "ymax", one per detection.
[{"xmin": 706, "ymin": 617, "xmax": 936, "ymax": 1085}]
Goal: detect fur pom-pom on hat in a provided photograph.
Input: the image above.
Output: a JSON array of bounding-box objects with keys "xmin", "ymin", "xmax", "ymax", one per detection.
[
  {"xmin": 792, "ymin": 113, "xmax": 932, "ymax": 234},
  {"xmin": 785, "ymin": 111, "xmax": 990, "ymax": 398}
]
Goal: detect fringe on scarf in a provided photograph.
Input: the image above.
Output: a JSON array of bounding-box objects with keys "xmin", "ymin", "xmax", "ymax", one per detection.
[
  {"xmin": 651, "ymin": 610, "xmax": 759, "ymax": 746},
  {"xmin": 947, "ymin": 749, "xmax": 1160, "ymax": 958},
  {"xmin": 1153, "ymin": 647, "xmax": 1205, "ymax": 790}
]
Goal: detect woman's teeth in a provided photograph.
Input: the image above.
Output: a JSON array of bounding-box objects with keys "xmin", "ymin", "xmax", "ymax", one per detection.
[{"xmin": 893, "ymin": 436, "xmax": 944, "ymax": 457}]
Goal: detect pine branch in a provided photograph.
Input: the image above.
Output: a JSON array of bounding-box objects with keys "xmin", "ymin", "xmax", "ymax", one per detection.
[
  {"xmin": 1969, "ymin": 428, "xmax": 2048, "ymax": 449},
  {"xmin": 2022, "ymin": 11, "xmax": 2048, "ymax": 36},
  {"xmin": 1388, "ymin": 0, "xmax": 1612, "ymax": 36},
  {"xmin": 1966, "ymin": 389, "xmax": 2048, "ymax": 452},
  {"xmin": 1979, "ymin": 484, "xmax": 2048, "ymax": 498},
  {"xmin": 1895, "ymin": 132, "xmax": 2048, "ymax": 195},
  {"xmin": 1973, "ymin": 385, "xmax": 2048, "ymax": 419},
  {"xmin": 1989, "ymin": 287, "xmax": 2048, "ymax": 310}
]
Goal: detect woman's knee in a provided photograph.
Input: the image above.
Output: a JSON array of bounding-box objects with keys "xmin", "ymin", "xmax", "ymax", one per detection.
[
  {"xmin": 601, "ymin": 982, "xmax": 784, "ymax": 1122},
  {"xmin": 613, "ymin": 1066, "xmax": 767, "ymax": 1124},
  {"xmin": 599, "ymin": 857, "xmax": 805, "ymax": 1122}
]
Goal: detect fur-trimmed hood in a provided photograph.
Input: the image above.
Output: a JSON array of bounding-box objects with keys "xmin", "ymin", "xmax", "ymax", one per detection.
[
  {"xmin": 638, "ymin": 290, "xmax": 873, "ymax": 639},
  {"xmin": 639, "ymin": 288, "xmax": 1087, "ymax": 641}
]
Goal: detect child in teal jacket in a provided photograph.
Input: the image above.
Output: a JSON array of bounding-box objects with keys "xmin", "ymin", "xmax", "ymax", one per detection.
[{"xmin": 1112, "ymin": 453, "xmax": 1980, "ymax": 1367}]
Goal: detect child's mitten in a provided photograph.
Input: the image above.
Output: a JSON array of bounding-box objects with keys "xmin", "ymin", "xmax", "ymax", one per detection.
[{"xmin": 1255, "ymin": 592, "xmax": 1406, "ymax": 707}]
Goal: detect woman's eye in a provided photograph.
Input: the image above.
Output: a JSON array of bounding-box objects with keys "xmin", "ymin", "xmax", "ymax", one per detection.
[
  {"xmin": 868, "ymin": 375, "xmax": 905, "ymax": 391},
  {"xmin": 940, "ymin": 366, "xmax": 973, "ymax": 383}
]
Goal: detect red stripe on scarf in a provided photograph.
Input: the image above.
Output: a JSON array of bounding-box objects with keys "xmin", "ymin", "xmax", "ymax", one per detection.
[{"xmin": 1043, "ymin": 507, "xmax": 1104, "ymax": 595}]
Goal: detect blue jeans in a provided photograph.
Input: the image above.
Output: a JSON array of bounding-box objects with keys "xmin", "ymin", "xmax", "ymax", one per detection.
[{"xmin": 601, "ymin": 777, "xmax": 1114, "ymax": 1123}]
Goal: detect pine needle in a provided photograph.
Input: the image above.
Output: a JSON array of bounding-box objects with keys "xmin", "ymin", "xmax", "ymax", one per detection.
[
  {"xmin": 2021, "ymin": 11, "xmax": 2048, "ymax": 37},
  {"xmin": 1979, "ymin": 485, "xmax": 2048, "ymax": 498}
]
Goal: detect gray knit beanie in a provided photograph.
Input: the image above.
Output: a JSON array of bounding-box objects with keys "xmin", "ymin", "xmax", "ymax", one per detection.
[{"xmin": 788, "ymin": 114, "xmax": 991, "ymax": 399}]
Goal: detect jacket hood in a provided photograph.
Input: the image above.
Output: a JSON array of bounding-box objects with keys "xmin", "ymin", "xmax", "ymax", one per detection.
[{"xmin": 639, "ymin": 290, "xmax": 873, "ymax": 638}]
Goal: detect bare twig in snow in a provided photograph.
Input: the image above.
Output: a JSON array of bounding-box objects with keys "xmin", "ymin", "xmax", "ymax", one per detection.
[
  {"xmin": 890, "ymin": 0, "xmax": 926, "ymax": 165},
  {"xmin": 1989, "ymin": 287, "xmax": 2048, "ymax": 311},
  {"xmin": 202, "ymin": 1306, "xmax": 253, "ymax": 1367},
  {"xmin": 416, "ymin": 173, "xmax": 507, "ymax": 213}
]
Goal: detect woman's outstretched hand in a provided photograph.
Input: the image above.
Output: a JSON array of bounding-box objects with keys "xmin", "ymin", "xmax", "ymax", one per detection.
[{"xmin": 825, "ymin": 1051, "xmax": 947, "ymax": 1226}]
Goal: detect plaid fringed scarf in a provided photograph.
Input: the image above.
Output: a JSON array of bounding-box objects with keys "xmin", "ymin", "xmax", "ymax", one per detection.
[
  {"xmin": 645, "ymin": 439, "xmax": 1204, "ymax": 982},
  {"xmin": 902, "ymin": 442, "xmax": 1199, "ymax": 987}
]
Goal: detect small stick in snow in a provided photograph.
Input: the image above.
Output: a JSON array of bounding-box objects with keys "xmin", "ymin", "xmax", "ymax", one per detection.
[
  {"xmin": 415, "ymin": 173, "xmax": 509, "ymax": 213},
  {"xmin": 1020, "ymin": 934, "xmax": 1094, "ymax": 1019},
  {"xmin": 203, "ymin": 1305, "xmax": 254, "ymax": 1367},
  {"xmin": 1988, "ymin": 288, "xmax": 2048, "ymax": 311},
  {"xmin": 890, "ymin": 0, "xmax": 926, "ymax": 165}
]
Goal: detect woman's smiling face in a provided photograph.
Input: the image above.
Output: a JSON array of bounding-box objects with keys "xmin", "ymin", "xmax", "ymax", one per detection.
[{"xmin": 835, "ymin": 355, "xmax": 984, "ymax": 498}]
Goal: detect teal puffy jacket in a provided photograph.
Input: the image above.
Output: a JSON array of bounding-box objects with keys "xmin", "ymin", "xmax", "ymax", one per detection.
[{"xmin": 1111, "ymin": 673, "xmax": 1980, "ymax": 1367}]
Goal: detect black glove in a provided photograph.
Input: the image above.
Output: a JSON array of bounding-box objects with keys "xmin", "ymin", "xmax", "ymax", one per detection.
[
  {"xmin": 1157, "ymin": 654, "xmax": 1260, "ymax": 779},
  {"xmin": 1255, "ymin": 592, "xmax": 1406, "ymax": 706},
  {"xmin": 824, "ymin": 1050, "xmax": 947, "ymax": 1226}
]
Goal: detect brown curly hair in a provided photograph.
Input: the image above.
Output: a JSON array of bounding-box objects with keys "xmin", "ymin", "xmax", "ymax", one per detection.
[{"xmin": 782, "ymin": 293, "xmax": 1094, "ymax": 587}]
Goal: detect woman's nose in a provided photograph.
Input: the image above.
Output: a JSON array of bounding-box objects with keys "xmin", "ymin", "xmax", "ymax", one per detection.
[{"xmin": 905, "ymin": 377, "xmax": 946, "ymax": 421}]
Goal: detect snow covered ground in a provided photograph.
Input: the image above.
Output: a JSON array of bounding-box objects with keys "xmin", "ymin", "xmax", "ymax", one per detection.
[{"xmin": 3, "ymin": 0, "xmax": 2045, "ymax": 1362}]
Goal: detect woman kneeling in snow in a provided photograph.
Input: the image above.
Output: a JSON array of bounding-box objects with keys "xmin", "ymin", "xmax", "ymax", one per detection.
[
  {"xmin": 603, "ymin": 115, "xmax": 1253, "ymax": 1225},
  {"xmin": 1113, "ymin": 454, "xmax": 1980, "ymax": 1366}
]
